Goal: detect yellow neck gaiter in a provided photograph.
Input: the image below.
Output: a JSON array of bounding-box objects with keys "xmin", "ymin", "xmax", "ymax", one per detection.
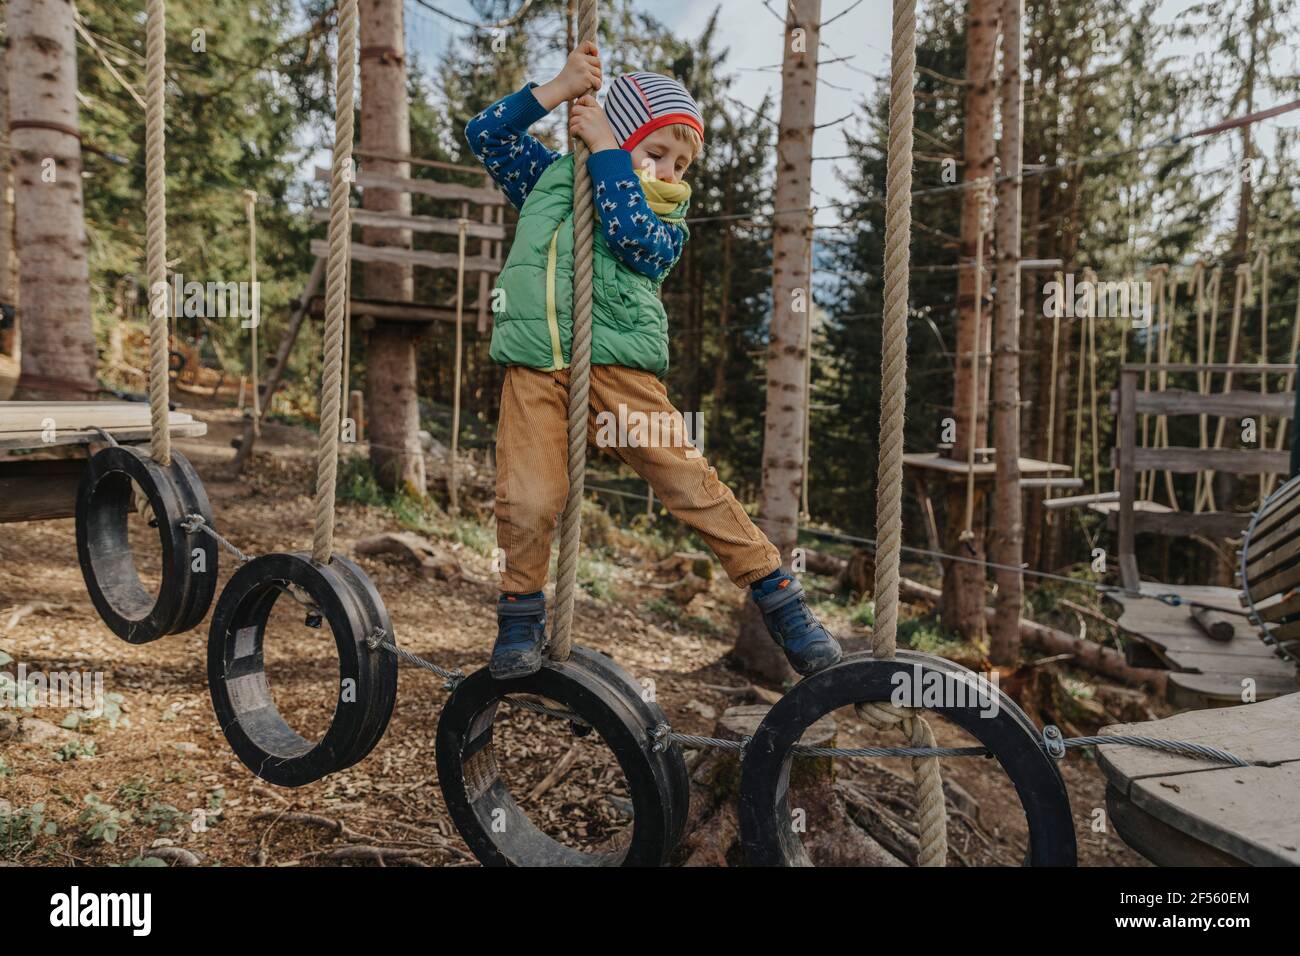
[{"xmin": 639, "ymin": 176, "xmax": 691, "ymax": 220}]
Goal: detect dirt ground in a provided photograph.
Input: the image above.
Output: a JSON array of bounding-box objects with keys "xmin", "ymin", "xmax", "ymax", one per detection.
[{"xmin": 0, "ymin": 397, "xmax": 1147, "ymax": 867}]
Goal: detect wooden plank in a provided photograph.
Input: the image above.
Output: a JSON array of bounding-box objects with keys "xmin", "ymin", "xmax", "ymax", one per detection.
[
  {"xmin": 353, "ymin": 146, "xmax": 486, "ymax": 176},
  {"xmin": 309, "ymin": 238, "xmax": 501, "ymax": 274},
  {"xmin": 1105, "ymin": 787, "xmax": 1246, "ymax": 866},
  {"xmin": 306, "ymin": 295, "xmax": 487, "ymax": 327},
  {"xmin": 1244, "ymin": 526, "xmax": 1300, "ymax": 584},
  {"xmin": 1131, "ymin": 446, "xmax": 1290, "ymax": 475},
  {"xmin": 0, "ymin": 402, "xmax": 195, "ymax": 434},
  {"xmin": 1256, "ymin": 591, "xmax": 1300, "ymax": 623},
  {"xmin": 1122, "ymin": 510, "xmax": 1250, "ymax": 538},
  {"xmin": 1121, "ymin": 362, "xmax": 1298, "ymax": 375},
  {"xmin": 901, "ymin": 451, "xmax": 1070, "ymax": 477},
  {"xmin": 1043, "ymin": 489, "xmax": 1118, "ymax": 511},
  {"xmin": 0, "ymin": 422, "xmax": 206, "ymax": 451},
  {"xmin": 1246, "ymin": 506, "xmax": 1300, "ymax": 571},
  {"xmin": 1249, "ymin": 560, "xmax": 1300, "ymax": 608},
  {"xmin": 1132, "ymin": 387, "xmax": 1295, "ymax": 419},
  {"xmin": 313, "ymin": 165, "xmax": 504, "ymax": 206},
  {"xmin": 1127, "ymin": 763, "xmax": 1300, "ymax": 866},
  {"xmin": 1242, "ymin": 481, "xmax": 1300, "ymax": 548},
  {"xmin": 1100, "ymin": 692, "xmax": 1300, "ymax": 781},
  {"xmin": 1167, "ymin": 672, "xmax": 1298, "ymax": 709},
  {"xmin": 309, "ymin": 206, "xmax": 506, "ymax": 241},
  {"xmin": 0, "ymin": 457, "xmax": 86, "ymax": 523},
  {"xmin": 1019, "ymin": 476, "xmax": 1082, "ymax": 489}
]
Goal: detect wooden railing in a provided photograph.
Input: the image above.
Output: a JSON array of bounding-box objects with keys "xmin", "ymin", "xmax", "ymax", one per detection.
[{"xmin": 1113, "ymin": 363, "xmax": 1297, "ymax": 589}]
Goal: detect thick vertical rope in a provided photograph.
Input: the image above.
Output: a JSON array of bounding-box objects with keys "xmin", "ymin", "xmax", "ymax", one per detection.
[
  {"xmin": 311, "ymin": 0, "xmax": 358, "ymax": 565},
  {"xmin": 550, "ymin": 0, "xmax": 600, "ymax": 662},
  {"xmin": 145, "ymin": 0, "xmax": 170, "ymax": 466},
  {"xmin": 449, "ymin": 217, "xmax": 469, "ymax": 515},
  {"xmin": 244, "ymin": 190, "xmax": 261, "ymax": 438},
  {"xmin": 863, "ymin": 0, "xmax": 948, "ymax": 869}
]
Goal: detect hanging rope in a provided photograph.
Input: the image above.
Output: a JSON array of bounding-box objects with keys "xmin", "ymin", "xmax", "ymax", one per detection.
[
  {"xmin": 311, "ymin": 0, "xmax": 358, "ymax": 566},
  {"xmin": 145, "ymin": 0, "xmax": 170, "ymax": 466},
  {"xmin": 1195, "ymin": 266, "xmax": 1222, "ymax": 512},
  {"xmin": 1263, "ymin": 273, "xmax": 1300, "ymax": 497},
  {"xmin": 244, "ymin": 190, "xmax": 261, "ymax": 438},
  {"xmin": 1043, "ymin": 270, "xmax": 1063, "ymax": 508},
  {"xmin": 1158, "ymin": 269, "xmax": 1180, "ymax": 508},
  {"xmin": 1086, "ymin": 269, "xmax": 1100, "ymax": 499},
  {"xmin": 960, "ymin": 178, "xmax": 993, "ymax": 544},
  {"xmin": 1199, "ymin": 263, "xmax": 1250, "ymax": 513},
  {"xmin": 449, "ymin": 217, "xmax": 469, "ymax": 515},
  {"xmin": 550, "ymin": 0, "xmax": 599, "ymax": 663},
  {"xmin": 1257, "ymin": 246, "xmax": 1271, "ymax": 499},
  {"xmin": 864, "ymin": 0, "xmax": 947, "ymax": 868},
  {"xmin": 1138, "ymin": 266, "xmax": 1165, "ymax": 500}
]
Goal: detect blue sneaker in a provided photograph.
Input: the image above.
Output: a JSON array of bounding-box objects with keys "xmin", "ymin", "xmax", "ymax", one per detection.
[
  {"xmin": 752, "ymin": 572, "xmax": 842, "ymax": 676},
  {"xmin": 491, "ymin": 592, "xmax": 548, "ymax": 680}
]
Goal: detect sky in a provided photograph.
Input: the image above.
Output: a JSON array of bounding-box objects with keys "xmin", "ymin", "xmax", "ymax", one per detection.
[{"xmin": 394, "ymin": 0, "xmax": 1299, "ymax": 242}]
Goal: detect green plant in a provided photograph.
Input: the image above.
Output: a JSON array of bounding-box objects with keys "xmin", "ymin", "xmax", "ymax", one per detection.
[
  {"xmin": 0, "ymin": 803, "xmax": 57, "ymax": 859},
  {"xmin": 850, "ymin": 601, "xmax": 875, "ymax": 628},
  {"xmin": 79, "ymin": 794, "xmax": 129, "ymax": 845},
  {"xmin": 54, "ymin": 740, "xmax": 98, "ymax": 762}
]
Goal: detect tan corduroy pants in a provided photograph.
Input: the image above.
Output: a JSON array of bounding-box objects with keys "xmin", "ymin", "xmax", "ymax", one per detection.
[{"xmin": 495, "ymin": 364, "xmax": 781, "ymax": 594}]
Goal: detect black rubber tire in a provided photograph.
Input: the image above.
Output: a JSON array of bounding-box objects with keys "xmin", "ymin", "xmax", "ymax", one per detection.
[
  {"xmin": 564, "ymin": 646, "xmax": 691, "ymax": 850},
  {"xmin": 75, "ymin": 445, "xmax": 218, "ymax": 644},
  {"xmin": 164, "ymin": 449, "xmax": 218, "ymax": 634},
  {"xmin": 207, "ymin": 552, "xmax": 398, "ymax": 788},
  {"xmin": 436, "ymin": 651, "xmax": 687, "ymax": 866},
  {"xmin": 739, "ymin": 650, "xmax": 1078, "ymax": 866}
]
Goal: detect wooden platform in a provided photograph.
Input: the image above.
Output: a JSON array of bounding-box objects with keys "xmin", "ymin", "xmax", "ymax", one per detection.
[
  {"xmin": 0, "ymin": 401, "xmax": 206, "ymax": 524},
  {"xmin": 1109, "ymin": 583, "xmax": 1297, "ymax": 709},
  {"xmin": 902, "ymin": 451, "xmax": 1070, "ymax": 479},
  {"xmin": 1099, "ymin": 692, "xmax": 1300, "ymax": 866},
  {"xmin": 0, "ymin": 401, "xmax": 205, "ymax": 450}
]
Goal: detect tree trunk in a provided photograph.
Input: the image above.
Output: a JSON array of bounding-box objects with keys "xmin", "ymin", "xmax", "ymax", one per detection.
[
  {"xmin": 0, "ymin": 15, "xmax": 17, "ymax": 357},
  {"xmin": 940, "ymin": 0, "xmax": 999, "ymax": 640},
  {"xmin": 9, "ymin": 0, "xmax": 95, "ymax": 399},
  {"xmin": 360, "ymin": 0, "xmax": 425, "ymax": 495},
  {"xmin": 989, "ymin": 0, "xmax": 1024, "ymax": 665},
  {"xmin": 733, "ymin": 0, "xmax": 820, "ymax": 681}
]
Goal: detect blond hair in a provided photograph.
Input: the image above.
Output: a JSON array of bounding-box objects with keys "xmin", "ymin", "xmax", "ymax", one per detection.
[{"xmin": 670, "ymin": 122, "xmax": 704, "ymax": 161}]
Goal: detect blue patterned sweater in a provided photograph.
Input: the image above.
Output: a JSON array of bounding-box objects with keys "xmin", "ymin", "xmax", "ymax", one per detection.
[{"xmin": 465, "ymin": 83, "xmax": 687, "ymax": 280}]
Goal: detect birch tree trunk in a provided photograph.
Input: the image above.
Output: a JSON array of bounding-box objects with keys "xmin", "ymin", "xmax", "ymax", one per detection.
[
  {"xmin": 940, "ymin": 0, "xmax": 999, "ymax": 640},
  {"xmin": 360, "ymin": 0, "xmax": 425, "ymax": 495},
  {"xmin": 733, "ymin": 0, "xmax": 820, "ymax": 681},
  {"xmin": 9, "ymin": 0, "xmax": 95, "ymax": 399},
  {"xmin": 990, "ymin": 0, "xmax": 1024, "ymax": 664}
]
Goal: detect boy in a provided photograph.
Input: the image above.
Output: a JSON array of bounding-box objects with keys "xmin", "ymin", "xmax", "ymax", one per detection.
[{"xmin": 466, "ymin": 43, "xmax": 841, "ymax": 680}]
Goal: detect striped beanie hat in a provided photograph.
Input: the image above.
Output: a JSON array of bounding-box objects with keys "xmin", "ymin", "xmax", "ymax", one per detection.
[{"xmin": 603, "ymin": 72, "xmax": 704, "ymax": 152}]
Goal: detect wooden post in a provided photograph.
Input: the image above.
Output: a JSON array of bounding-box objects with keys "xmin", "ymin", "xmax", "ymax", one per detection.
[
  {"xmin": 732, "ymin": 0, "xmax": 821, "ymax": 682},
  {"xmin": 1118, "ymin": 368, "xmax": 1139, "ymax": 589},
  {"xmin": 990, "ymin": 0, "xmax": 1024, "ymax": 665},
  {"xmin": 941, "ymin": 0, "xmax": 999, "ymax": 642},
  {"xmin": 349, "ymin": 389, "xmax": 365, "ymax": 442}
]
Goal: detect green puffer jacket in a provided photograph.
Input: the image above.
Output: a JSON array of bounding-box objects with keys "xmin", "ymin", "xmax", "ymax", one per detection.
[{"xmin": 489, "ymin": 154, "xmax": 690, "ymax": 378}]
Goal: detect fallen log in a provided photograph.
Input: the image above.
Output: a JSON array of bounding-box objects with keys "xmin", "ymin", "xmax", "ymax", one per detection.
[{"xmin": 899, "ymin": 577, "xmax": 1167, "ymax": 694}]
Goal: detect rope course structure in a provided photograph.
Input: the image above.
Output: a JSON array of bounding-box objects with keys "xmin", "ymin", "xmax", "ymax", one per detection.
[
  {"xmin": 204, "ymin": 0, "xmax": 397, "ymax": 788},
  {"xmin": 74, "ymin": 0, "xmax": 220, "ymax": 645},
  {"xmin": 50, "ymin": 0, "xmax": 1278, "ymax": 871}
]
